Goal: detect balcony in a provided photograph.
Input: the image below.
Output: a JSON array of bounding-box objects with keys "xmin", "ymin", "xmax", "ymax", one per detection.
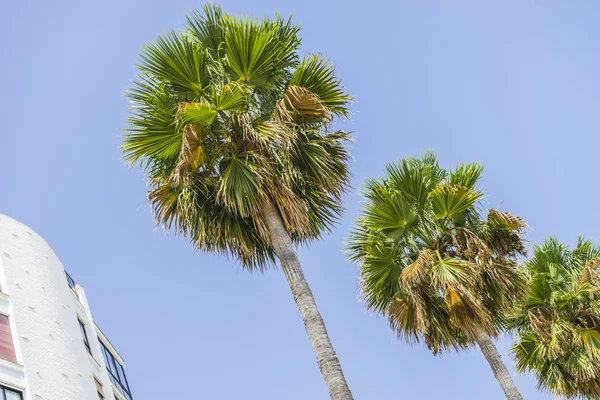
[{"xmin": 64, "ymin": 271, "xmax": 78, "ymax": 298}]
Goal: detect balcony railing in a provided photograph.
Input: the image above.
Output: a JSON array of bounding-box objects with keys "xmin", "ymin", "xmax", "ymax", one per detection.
[{"xmin": 65, "ymin": 271, "xmax": 78, "ymax": 298}]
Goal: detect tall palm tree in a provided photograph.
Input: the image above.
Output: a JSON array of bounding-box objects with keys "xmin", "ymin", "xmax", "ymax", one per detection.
[
  {"xmin": 122, "ymin": 5, "xmax": 353, "ymax": 399},
  {"xmin": 511, "ymin": 238, "xmax": 600, "ymax": 399},
  {"xmin": 347, "ymin": 153, "xmax": 526, "ymax": 400}
]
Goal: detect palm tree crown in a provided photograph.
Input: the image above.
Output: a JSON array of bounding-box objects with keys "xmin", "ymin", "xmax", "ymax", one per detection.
[
  {"xmin": 123, "ymin": 4, "xmax": 351, "ymax": 269},
  {"xmin": 511, "ymin": 238, "xmax": 600, "ymax": 399},
  {"xmin": 347, "ymin": 153, "xmax": 527, "ymax": 353}
]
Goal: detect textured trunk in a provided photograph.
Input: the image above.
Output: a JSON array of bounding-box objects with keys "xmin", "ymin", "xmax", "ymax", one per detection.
[
  {"xmin": 473, "ymin": 326, "xmax": 523, "ymax": 400},
  {"xmin": 263, "ymin": 200, "xmax": 354, "ymax": 400}
]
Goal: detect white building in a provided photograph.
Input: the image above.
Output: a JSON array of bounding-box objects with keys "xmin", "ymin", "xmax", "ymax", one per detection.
[{"xmin": 0, "ymin": 214, "xmax": 133, "ymax": 400}]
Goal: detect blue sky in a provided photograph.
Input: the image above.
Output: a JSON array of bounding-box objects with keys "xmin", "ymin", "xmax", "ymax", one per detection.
[{"xmin": 1, "ymin": 1, "xmax": 599, "ymax": 398}]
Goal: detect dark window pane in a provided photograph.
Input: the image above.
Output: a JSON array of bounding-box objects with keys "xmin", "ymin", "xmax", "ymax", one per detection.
[
  {"xmin": 100, "ymin": 344, "xmax": 112, "ymax": 372},
  {"xmin": 110, "ymin": 356, "xmax": 119, "ymax": 380},
  {"xmin": 117, "ymin": 362, "xmax": 131, "ymax": 391},
  {"xmin": 114, "ymin": 361, "xmax": 124, "ymax": 383},
  {"xmin": 99, "ymin": 341, "xmax": 132, "ymax": 399},
  {"xmin": 79, "ymin": 321, "xmax": 91, "ymax": 354}
]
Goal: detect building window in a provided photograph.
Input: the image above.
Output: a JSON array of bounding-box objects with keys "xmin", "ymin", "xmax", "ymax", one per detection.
[
  {"xmin": 79, "ymin": 320, "xmax": 91, "ymax": 355},
  {"xmin": 94, "ymin": 377, "xmax": 104, "ymax": 400},
  {"xmin": 0, "ymin": 314, "xmax": 17, "ymax": 364},
  {"xmin": 100, "ymin": 342, "xmax": 132, "ymax": 400},
  {"xmin": 0, "ymin": 385, "xmax": 22, "ymax": 400}
]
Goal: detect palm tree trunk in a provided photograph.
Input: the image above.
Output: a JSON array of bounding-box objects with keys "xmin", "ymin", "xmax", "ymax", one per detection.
[
  {"xmin": 473, "ymin": 325, "xmax": 523, "ymax": 400},
  {"xmin": 263, "ymin": 200, "xmax": 354, "ymax": 400}
]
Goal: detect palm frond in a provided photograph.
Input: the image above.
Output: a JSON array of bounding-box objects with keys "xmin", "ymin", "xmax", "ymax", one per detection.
[
  {"xmin": 428, "ymin": 184, "xmax": 483, "ymax": 221},
  {"xmin": 289, "ymin": 54, "xmax": 351, "ymax": 117},
  {"xmin": 486, "ymin": 209, "xmax": 528, "ymax": 232},
  {"xmin": 178, "ymin": 101, "xmax": 218, "ymax": 126},
  {"xmin": 217, "ymin": 151, "xmax": 263, "ymax": 215},
  {"xmin": 212, "ymin": 82, "xmax": 247, "ymax": 111},
  {"xmin": 385, "ymin": 159, "xmax": 431, "ymax": 207},
  {"xmin": 362, "ymin": 190, "xmax": 419, "ymax": 241},
  {"xmin": 139, "ymin": 30, "xmax": 209, "ymax": 97},
  {"xmin": 448, "ymin": 162, "xmax": 484, "ymax": 189},
  {"xmin": 123, "ymin": 80, "xmax": 180, "ymax": 165},
  {"xmin": 223, "ymin": 15, "xmax": 299, "ymax": 87},
  {"xmin": 186, "ymin": 4, "xmax": 226, "ymax": 58}
]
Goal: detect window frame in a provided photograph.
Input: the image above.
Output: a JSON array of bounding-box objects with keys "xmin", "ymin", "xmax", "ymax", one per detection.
[
  {"xmin": 0, "ymin": 384, "xmax": 23, "ymax": 400},
  {"xmin": 94, "ymin": 376, "xmax": 104, "ymax": 400},
  {"xmin": 78, "ymin": 319, "xmax": 91, "ymax": 355},
  {"xmin": 99, "ymin": 341, "xmax": 132, "ymax": 400}
]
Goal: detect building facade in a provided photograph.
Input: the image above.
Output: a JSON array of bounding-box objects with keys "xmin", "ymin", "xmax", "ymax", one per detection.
[{"xmin": 0, "ymin": 214, "xmax": 133, "ymax": 400}]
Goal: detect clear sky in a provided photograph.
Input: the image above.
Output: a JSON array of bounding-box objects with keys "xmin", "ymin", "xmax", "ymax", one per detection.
[{"xmin": 1, "ymin": 1, "xmax": 599, "ymax": 399}]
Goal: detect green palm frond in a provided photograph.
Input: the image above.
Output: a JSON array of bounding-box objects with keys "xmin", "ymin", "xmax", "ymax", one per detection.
[
  {"xmin": 362, "ymin": 190, "xmax": 418, "ymax": 240},
  {"xmin": 578, "ymin": 328, "xmax": 600, "ymax": 351},
  {"xmin": 289, "ymin": 54, "xmax": 352, "ymax": 117},
  {"xmin": 212, "ymin": 82, "xmax": 247, "ymax": 111},
  {"xmin": 359, "ymin": 241, "xmax": 404, "ymax": 313},
  {"xmin": 139, "ymin": 30, "xmax": 209, "ymax": 97},
  {"xmin": 429, "ymin": 184, "xmax": 483, "ymax": 221},
  {"xmin": 223, "ymin": 15, "xmax": 299, "ymax": 87},
  {"xmin": 385, "ymin": 159, "xmax": 431, "ymax": 207},
  {"xmin": 430, "ymin": 254, "xmax": 476, "ymax": 288},
  {"xmin": 186, "ymin": 4, "xmax": 226, "ymax": 58},
  {"xmin": 217, "ymin": 151, "xmax": 263, "ymax": 215},
  {"xmin": 448, "ymin": 162, "xmax": 484, "ymax": 189},
  {"xmin": 123, "ymin": 81, "xmax": 180, "ymax": 165},
  {"xmin": 178, "ymin": 101, "xmax": 218, "ymax": 126}
]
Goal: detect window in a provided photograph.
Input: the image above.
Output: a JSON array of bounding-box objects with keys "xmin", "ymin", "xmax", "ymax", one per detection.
[
  {"xmin": 100, "ymin": 342, "xmax": 132, "ymax": 400},
  {"xmin": 0, "ymin": 385, "xmax": 22, "ymax": 400},
  {"xmin": 79, "ymin": 320, "xmax": 91, "ymax": 355},
  {"xmin": 0, "ymin": 315, "xmax": 17, "ymax": 364},
  {"xmin": 94, "ymin": 377, "xmax": 104, "ymax": 400}
]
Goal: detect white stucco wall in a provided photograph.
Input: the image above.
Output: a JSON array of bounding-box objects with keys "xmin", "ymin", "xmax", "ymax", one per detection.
[{"xmin": 0, "ymin": 214, "xmax": 120, "ymax": 400}]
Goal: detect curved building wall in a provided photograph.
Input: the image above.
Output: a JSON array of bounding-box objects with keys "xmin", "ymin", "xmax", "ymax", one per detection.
[{"xmin": 0, "ymin": 214, "xmax": 120, "ymax": 400}]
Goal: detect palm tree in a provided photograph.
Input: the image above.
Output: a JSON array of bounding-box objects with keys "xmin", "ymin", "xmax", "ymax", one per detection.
[
  {"xmin": 347, "ymin": 153, "xmax": 526, "ymax": 400},
  {"xmin": 511, "ymin": 238, "xmax": 600, "ymax": 399},
  {"xmin": 122, "ymin": 5, "xmax": 353, "ymax": 399}
]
